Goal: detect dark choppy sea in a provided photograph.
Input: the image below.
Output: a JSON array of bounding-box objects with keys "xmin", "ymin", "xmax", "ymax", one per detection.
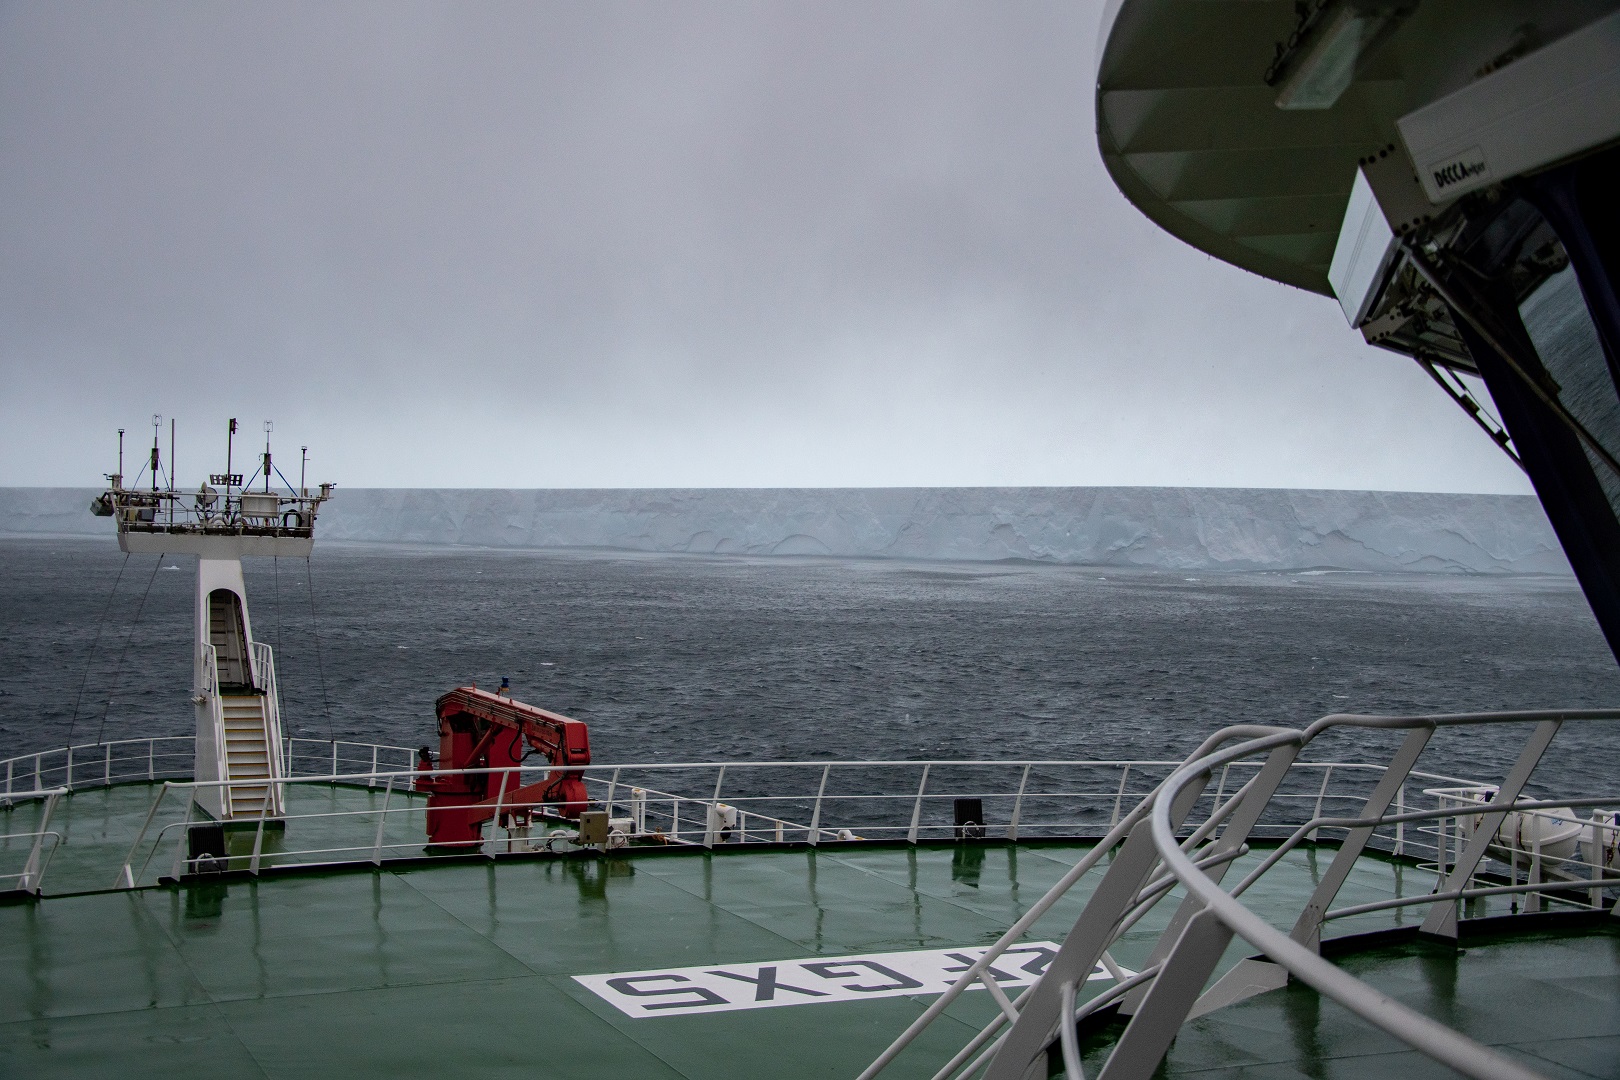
[{"xmin": 3, "ymin": 537, "xmax": 1618, "ymax": 791}]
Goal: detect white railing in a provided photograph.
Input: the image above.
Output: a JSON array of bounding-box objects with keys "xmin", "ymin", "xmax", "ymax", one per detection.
[
  {"xmin": 99, "ymin": 753, "xmax": 1488, "ymax": 890},
  {"xmin": 1424, "ymin": 785, "xmax": 1620, "ymax": 914},
  {"xmin": 6, "ymin": 723, "xmax": 1613, "ymax": 933},
  {"xmin": 0, "ymin": 734, "xmax": 418, "ymax": 806},
  {"xmin": 0, "ymin": 788, "xmax": 67, "ymax": 896},
  {"xmin": 198, "ymin": 643, "xmax": 227, "ymax": 812},
  {"xmin": 0, "ymin": 737, "xmax": 196, "ymax": 798},
  {"xmin": 0, "ymin": 731, "xmax": 1500, "ymax": 894},
  {"xmin": 284, "ymin": 738, "xmax": 416, "ymax": 786},
  {"xmin": 249, "ymin": 641, "xmax": 287, "ymax": 815},
  {"xmin": 858, "ymin": 709, "xmax": 1620, "ymax": 1080}
]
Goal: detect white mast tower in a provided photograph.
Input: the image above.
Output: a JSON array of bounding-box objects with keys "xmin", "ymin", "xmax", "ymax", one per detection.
[{"xmin": 94, "ymin": 418, "xmax": 333, "ymax": 823}]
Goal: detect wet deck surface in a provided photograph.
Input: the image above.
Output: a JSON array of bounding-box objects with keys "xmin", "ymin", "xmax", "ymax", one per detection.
[
  {"xmin": 1, "ymin": 785, "xmax": 1615, "ymax": 1078},
  {"xmin": 1102, "ymin": 926, "xmax": 1620, "ymax": 1080},
  {"xmin": 1, "ymin": 782, "xmax": 438, "ymax": 895}
]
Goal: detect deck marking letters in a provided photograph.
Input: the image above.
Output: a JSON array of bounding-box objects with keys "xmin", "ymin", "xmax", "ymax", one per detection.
[{"xmin": 575, "ymin": 941, "xmax": 1125, "ymax": 1018}]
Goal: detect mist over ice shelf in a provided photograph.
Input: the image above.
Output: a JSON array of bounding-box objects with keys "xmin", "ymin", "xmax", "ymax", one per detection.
[{"xmin": 1, "ymin": 486, "xmax": 1569, "ymax": 574}]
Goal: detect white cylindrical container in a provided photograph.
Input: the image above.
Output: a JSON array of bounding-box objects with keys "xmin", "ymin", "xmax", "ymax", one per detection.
[
  {"xmin": 706, "ymin": 802, "xmax": 738, "ymax": 844},
  {"xmin": 630, "ymin": 788, "xmax": 646, "ymax": 835}
]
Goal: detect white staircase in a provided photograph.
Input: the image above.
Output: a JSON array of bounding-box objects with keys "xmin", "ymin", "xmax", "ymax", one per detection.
[
  {"xmin": 220, "ymin": 693, "xmax": 273, "ymax": 818},
  {"xmin": 208, "ymin": 589, "xmax": 250, "ymax": 687}
]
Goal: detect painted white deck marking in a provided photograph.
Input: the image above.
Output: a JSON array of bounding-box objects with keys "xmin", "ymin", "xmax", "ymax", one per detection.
[{"xmin": 574, "ymin": 941, "xmax": 1123, "ymax": 1017}]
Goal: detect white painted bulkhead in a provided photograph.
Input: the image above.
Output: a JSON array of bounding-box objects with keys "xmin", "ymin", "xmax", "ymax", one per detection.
[{"xmin": 194, "ymin": 557, "xmax": 249, "ymax": 818}]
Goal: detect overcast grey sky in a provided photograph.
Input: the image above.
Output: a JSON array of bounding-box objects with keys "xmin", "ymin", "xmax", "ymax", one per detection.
[{"xmin": 0, "ymin": 1, "xmax": 1530, "ymax": 493}]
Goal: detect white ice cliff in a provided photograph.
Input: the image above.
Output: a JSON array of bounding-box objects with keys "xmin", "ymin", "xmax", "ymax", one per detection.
[{"xmin": 0, "ymin": 487, "xmax": 1570, "ymax": 574}]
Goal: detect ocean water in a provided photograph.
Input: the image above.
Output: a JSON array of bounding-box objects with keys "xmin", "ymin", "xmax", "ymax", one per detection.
[{"xmin": 2, "ymin": 537, "xmax": 1619, "ymax": 793}]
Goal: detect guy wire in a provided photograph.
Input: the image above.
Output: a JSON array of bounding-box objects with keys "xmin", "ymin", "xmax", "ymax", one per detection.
[
  {"xmin": 305, "ymin": 556, "xmax": 335, "ymax": 741},
  {"xmin": 273, "ymin": 556, "xmax": 282, "ymax": 648},
  {"xmin": 97, "ymin": 552, "xmax": 164, "ymax": 745},
  {"xmin": 66, "ymin": 551, "xmax": 130, "ymax": 746}
]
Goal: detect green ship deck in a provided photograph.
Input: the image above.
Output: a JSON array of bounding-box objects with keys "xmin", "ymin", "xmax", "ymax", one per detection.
[{"xmin": 2, "ymin": 782, "xmax": 1617, "ymax": 1079}]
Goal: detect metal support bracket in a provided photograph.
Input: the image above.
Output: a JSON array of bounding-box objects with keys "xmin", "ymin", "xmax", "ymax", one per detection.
[
  {"xmin": 1293, "ymin": 726, "xmax": 1433, "ymax": 951},
  {"xmin": 1420, "ymin": 719, "xmax": 1561, "ymax": 937},
  {"xmin": 983, "ymin": 772, "xmax": 1211, "ymax": 1080},
  {"xmin": 1119, "ymin": 743, "xmax": 1299, "ymax": 1016},
  {"xmin": 1096, "ymin": 908, "xmax": 1236, "ymax": 1080}
]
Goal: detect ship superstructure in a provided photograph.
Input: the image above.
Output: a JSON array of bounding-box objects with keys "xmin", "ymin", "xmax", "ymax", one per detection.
[{"xmin": 91, "ymin": 419, "xmax": 332, "ymax": 822}]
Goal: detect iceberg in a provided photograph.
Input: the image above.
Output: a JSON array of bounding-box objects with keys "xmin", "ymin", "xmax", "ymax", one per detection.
[{"xmin": 0, "ymin": 486, "xmax": 1569, "ymax": 574}]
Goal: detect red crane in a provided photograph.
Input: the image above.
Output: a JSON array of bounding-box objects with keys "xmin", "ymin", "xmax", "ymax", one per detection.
[{"xmin": 414, "ymin": 685, "xmax": 591, "ymax": 847}]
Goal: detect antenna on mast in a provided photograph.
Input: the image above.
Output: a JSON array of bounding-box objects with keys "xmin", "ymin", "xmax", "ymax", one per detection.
[
  {"xmin": 226, "ymin": 418, "xmax": 237, "ymax": 493},
  {"xmin": 300, "ymin": 446, "xmax": 308, "ymax": 495},
  {"xmin": 115, "ymin": 429, "xmax": 125, "ymax": 489},
  {"xmin": 150, "ymin": 414, "xmax": 163, "ymax": 494},
  {"xmin": 263, "ymin": 421, "xmax": 274, "ymax": 493}
]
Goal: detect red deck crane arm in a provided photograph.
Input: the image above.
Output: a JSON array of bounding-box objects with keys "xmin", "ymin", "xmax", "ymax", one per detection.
[
  {"xmin": 415, "ymin": 686, "xmax": 592, "ymax": 846},
  {"xmin": 439, "ymin": 687, "xmax": 590, "ymax": 767}
]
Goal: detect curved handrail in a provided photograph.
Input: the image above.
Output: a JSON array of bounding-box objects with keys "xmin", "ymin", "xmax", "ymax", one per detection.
[
  {"xmin": 1149, "ymin": 726, "xmax": 1546, "ymax": 1080},
  {"xmin": 865, "ymin": 708, "xmax": 1620, "ymax": 1080}
]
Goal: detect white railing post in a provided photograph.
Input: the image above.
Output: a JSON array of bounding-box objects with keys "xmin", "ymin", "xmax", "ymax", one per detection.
[
  {"xmin": 34, "ymin": 754, "xmax": 42, "ymax": 793},
  {"xmin": 103, "ymin": 743, "xmax": 112, "ymax": 786},
  {"xmin": 1590, "ymin": 817, "xmax": 1613, "ymax": 910},
  {"xmin": 369, "ymin": 745, "xmax": 379, "ymax": 789},
  {"xmin": 372, "ymin": 774, "xmax": 395, "ymax": 865},
  {"xmin": 605, "ymin": 767, "xmax": 621, "ymax": 818},
  {"xmin": 65, "ymin": 745, "xmax": 73, "ymax": 789},
  {"xmin": 117, "ymin": 783, "xmax": 171, "ymax": 889},
  {"xmin": 1111, "ymin": 764, "xmax": 1132, "ymax": 827},
  {"xmin": 1509, "ymin": 826, "xmax": 1520, "ymax": 905},
  {"xmin": 907, "ymin": 764, "xmax": 930, "ymax": 844},
  {"xmin": 1308, "ymin": 765, "xmax": 1333, "ymax": 841},
  {"xmin": 1008, "ymin": 764, "xmax": 1031, "ymax": 841},
  {"xmin": 630, "ymin": 788, "xmax": 646, "ymax": 834},
  {"xmin": 249, "ymin": 788, "xmax": 270, "ymax": 875},
  {"xmin": 331, "ymin": 741, "xmax": 338, "ymax": 783},
  {"xmin": 4, "ymin": 758, "xmax": 11, "ymax": 797},
  {"xmin": 1395, "ymin": 782, "xmax": 1405, "ymax": 857},
  {"xmin": 486, "ymin": 779, "xmax": 507, "ymax": 857},
  {"xmin": 168, "ymin": 796, "xmax": 196, "ymax": 882},
  {"xmin": 1439, "ymin": 800, "xmax": 1451, "ymax": 879},
  {"xmin": 671, "ymin": 798, "xmax": 679, "ymax": 843},
  {"xmin": 808, "ymin": 765, "xmax": 831, "ymax": 846},
  {"xmin": 147, "ymin": 740, "xmax": 155, "ymax": 781},
  {"xmin": 18, "ymin": 790, "xmax": 62, "ymax": 894},
  {"xmin": 705, "ymin": 766, "xmax": 727, "ymax": 849},
  {"xmin": 1528, "ymin": 829, "xmax": 1543, "ymax": 914},
  {"xmin": 1212, "ymin": 763, "xmax": 1230, "ymax": 813}
]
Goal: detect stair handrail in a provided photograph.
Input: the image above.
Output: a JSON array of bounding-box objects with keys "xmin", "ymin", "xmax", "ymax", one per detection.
[
  {"xmin": 2, "ymin": 787, "xmax": 67, "ymax": 895},
  {"xmin": 251, "ymin": 640, "xmax": 287, "ymax": 815},
  {"xmin": 199, "ymin": 642, "xmax": 229, "ymax": 813}
]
